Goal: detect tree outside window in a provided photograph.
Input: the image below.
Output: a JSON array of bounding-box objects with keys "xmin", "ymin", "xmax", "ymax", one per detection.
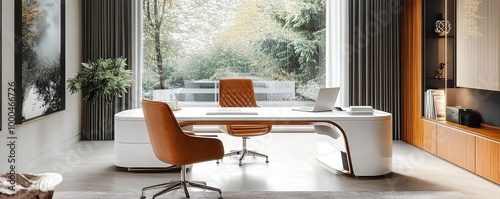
[{"xmin": 142, "ymin": 0, "xmax": 326, "ymax": 105}]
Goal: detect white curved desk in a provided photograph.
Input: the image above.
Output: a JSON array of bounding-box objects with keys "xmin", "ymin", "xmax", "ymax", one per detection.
[{"xmin": 115, "ymin": 107, "xmax": 392, "ymax": 176}]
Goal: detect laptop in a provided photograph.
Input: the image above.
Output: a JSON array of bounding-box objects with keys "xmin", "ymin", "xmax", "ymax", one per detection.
[{"xmin": 292, "ymin": 87, "xmax": 340, "ymax": 112}]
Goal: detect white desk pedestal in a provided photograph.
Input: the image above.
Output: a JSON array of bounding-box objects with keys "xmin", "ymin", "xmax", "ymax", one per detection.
[
  {"xmin": 114, "ymin": 115, "xmax": 174, "ymax": 169},
  {"xmin": 315, "ymin": 119, "xmax": 392, "ymax": 176}
]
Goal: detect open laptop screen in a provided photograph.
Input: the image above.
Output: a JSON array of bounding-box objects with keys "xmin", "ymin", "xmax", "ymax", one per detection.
[{"xmin": 292, "ymin": 87, "xmax": 340, "ymax": 112}]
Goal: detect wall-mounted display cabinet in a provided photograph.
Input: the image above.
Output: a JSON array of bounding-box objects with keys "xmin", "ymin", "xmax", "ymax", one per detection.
[
  {"xmin": 422, "ymin": 0, "xmax": 455, "ymax": 91},
  {"xmin": 420, "ymin": 0, "xmax": 500, "ymax": 185}
]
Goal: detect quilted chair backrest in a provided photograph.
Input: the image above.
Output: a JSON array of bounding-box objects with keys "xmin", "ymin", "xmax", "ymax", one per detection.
[{"xmin": 219, "ymin": 78, "xmax": 258, "ymax": 107}]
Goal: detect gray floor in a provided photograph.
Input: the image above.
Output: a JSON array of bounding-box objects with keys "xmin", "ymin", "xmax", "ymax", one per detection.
[{"xmin": 21, "ymin": 133, "xmax": 499, "ymax": 199}]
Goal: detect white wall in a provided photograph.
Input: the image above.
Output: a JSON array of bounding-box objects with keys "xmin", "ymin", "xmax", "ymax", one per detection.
[{"xmin": 1, "ymin": 0, "xmax": 82, "ymax": 173}]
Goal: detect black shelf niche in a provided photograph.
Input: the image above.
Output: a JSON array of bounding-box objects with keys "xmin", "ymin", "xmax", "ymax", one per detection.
[
  {"xmin": 421, "ymin": 0, "xmax": 456, "ymax": 117},
  {"xmin": 425, "ymin": 78, "xmax": 454, "ymax": 90},
  {"xmin": 422, "ymin": 0, "xmax": 456, "ymax": 91}
]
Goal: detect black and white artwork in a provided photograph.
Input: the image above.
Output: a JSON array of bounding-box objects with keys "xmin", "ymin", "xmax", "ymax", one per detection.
[{"xmin": 15, "ymin": 0, "xmax": 65, "ymax": 123}]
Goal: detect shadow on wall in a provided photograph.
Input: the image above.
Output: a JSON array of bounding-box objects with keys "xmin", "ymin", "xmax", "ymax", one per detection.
[{"xmin": 447, "ymin": 88, "xmax": 500, "ymax": 127}]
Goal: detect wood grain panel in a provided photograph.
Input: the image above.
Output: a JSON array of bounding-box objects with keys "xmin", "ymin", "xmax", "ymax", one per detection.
[
  {"xmin": 439, "ymin": 121, "xmax": 500, "ymax": 141},
  {"xmin": 476, "ymin": 138, "xmax": 500, "ymax": 184},
  {"xmin": 401, "ymin": 0, "xmax": 423, "ymax": 148},
  {"xmin": 422, "ymin": 119, "xmax": 437, "ymax": 154},
  {"xmin": 436, "ymin": 125, "xmax": 475, "ymax": 172}
]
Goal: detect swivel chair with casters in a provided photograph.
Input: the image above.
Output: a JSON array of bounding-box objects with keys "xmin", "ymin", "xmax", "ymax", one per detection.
[
  {"xmin": 217, "ymin": 78, "xmax": 272, "ymax": 166},
  {"xmin": 141, "ymin": 99, "xmax": 225, "ymax": 199}
]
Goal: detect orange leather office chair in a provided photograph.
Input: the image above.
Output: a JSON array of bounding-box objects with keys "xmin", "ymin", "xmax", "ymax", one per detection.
[
  {"xmin": 141, "ymin": 99, "xmax": 224, "ymax": 199},
  {"xmin": 218, "ymin": 78, "xmax": 272, "ymax": 166}
]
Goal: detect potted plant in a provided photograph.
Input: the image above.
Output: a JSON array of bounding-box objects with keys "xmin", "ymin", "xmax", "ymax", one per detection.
[
  {"xmin": 67, "ymin": 57, "xmax": 134, "ymax": 103},
  {"xmin": 67, "ymin": 57, "xmax": 134, "ymax": 140}
]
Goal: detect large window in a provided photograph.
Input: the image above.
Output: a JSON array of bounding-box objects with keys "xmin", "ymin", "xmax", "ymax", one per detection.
[{"xmin": 141, "ymin": 0, "xmax": 326, "ymax": 106}]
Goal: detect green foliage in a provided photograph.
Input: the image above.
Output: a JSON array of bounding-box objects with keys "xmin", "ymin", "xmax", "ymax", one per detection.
[
  {"xmin": 141, "ymin": 0, "xmax": 326, "ymax": 94},
  {"xmin": 67, "ymin": 57, "xmax": 134, "ymax": 103},
  {"xmin": 142, "ymin": 63, "xmax": 186, "ymax": 99},
  {"xmin": 142, "ymin": 66, "xmax": 161, "ymax": 99},
  {"xmin": 274, "ymin": 0, "xmax": 326, "ymax": 39},
  {"xmin": 183, "ymin": 45, "xmax": 255, "ymax": 80},
  {"xmin": 255, "ymin": 0, "xmax": 326, "ymax": 84}
]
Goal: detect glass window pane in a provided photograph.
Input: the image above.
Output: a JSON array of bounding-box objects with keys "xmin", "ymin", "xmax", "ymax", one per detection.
[{"xmin": 142, "ymin": 0, "xmax": 326, "ymax": 107}]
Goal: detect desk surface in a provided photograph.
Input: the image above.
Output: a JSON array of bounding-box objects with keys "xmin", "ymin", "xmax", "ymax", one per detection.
[
  {"xmin": 115, "ymin": 107, "xmax": 392, "ymax": 176},
  {"xmin": 115, "ymin": 107, "xmax": 391, "ymax": 122}
]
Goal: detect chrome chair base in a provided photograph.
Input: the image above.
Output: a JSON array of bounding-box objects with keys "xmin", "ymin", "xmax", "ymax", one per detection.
[
  {"xmin": 217, "ymin": 137, "xmax": 269, "ymax": 166},
  {"xmin": 140, "ymin": 165, "xmax": 223, "ymax": 199}
]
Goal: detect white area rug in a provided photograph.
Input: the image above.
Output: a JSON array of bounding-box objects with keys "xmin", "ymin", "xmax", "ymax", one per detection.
[{"xmin": 54, "ymin": 190, "xmax": 469, "ymax": 199}]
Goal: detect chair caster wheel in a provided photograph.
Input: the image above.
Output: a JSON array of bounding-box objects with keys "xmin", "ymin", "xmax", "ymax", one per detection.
[
  {"xmin": 140, "ymin": 196, "xmax": 146, "ymax": 199},
  {"xmin": 265, "ymin": 160, "xmax": 269, "ymax": 163}
]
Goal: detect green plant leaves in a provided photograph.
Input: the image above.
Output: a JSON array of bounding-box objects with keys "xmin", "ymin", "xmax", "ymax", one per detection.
[{"xmin": 67, "ymin": 57, "xmax": 134, "ymax": 103}]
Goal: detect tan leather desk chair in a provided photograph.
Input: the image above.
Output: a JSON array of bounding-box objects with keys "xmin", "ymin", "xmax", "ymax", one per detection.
[
  {"xmin": 141, "ymin": 99, "xmax": 224, "ymax": 199},
  {"xmin": 218, "ymin": 78, "xmax": 272, "ymax": 166}
]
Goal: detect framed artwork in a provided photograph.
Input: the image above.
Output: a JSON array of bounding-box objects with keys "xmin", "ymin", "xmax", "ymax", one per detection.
[{"xmin": 15, "ymin": 0, "xmax": 66, "ymax": 124}]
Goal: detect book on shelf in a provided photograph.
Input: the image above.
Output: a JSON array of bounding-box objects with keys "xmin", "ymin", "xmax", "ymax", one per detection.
[
  {"xmin": 434, "ymin": 94, "xmax": 446, "ymax": 120},
  {"xmin": 424, "ymin": 89, "xmax": 446, "ymax": 120}
]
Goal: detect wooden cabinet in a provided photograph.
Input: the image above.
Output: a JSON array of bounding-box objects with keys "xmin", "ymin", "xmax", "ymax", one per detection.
[
  {"xmin": 422, "ymin": 119, "xmax": 437, "ymax": 154},
  {"xmin": 436, "ymin": 125, "xmax": 476, "ymax": 172},
  {"xmin": 421, "ymin": 118, "xmax": 500, "ymax": 184},
  {"xmin": 476, "ymin": 138, "xmax": 500, "ymax": 184},
  {"xmin": 402, "ymin": 0, "xmax": 500, "ymax": 185}
]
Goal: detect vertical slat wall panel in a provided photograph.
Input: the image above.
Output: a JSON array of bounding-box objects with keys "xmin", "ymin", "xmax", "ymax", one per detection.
[
  {"xmin": 401, "ymin": 0, "xmax": 423, "ymax": 147},
  {"xmin": 348, "ymin": 0, "xmax": 402, "ymax": 139},
  {"xmin": 82, "ymin": 0, "xmax": 133, "ymax": 140}
]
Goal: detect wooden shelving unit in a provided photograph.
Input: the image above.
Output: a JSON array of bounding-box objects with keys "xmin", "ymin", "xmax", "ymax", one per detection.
[{"xmin": 403, "ymin": 0, "xmax": 500, "ymax": 185}]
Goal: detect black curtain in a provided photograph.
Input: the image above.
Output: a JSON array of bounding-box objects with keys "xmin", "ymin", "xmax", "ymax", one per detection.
[
  {"xmin": 82, "ymin": 0, "xmax": 133, "ymax": 140},
  {"xmin": 348, "ymin": 0, "xmax": 402, "ymax": 139}
]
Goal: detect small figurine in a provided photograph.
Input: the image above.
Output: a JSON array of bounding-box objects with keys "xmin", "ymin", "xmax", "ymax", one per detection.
[{"xmin": 434, "ymin": 62, "xmax": 446, "ymax": 79}]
